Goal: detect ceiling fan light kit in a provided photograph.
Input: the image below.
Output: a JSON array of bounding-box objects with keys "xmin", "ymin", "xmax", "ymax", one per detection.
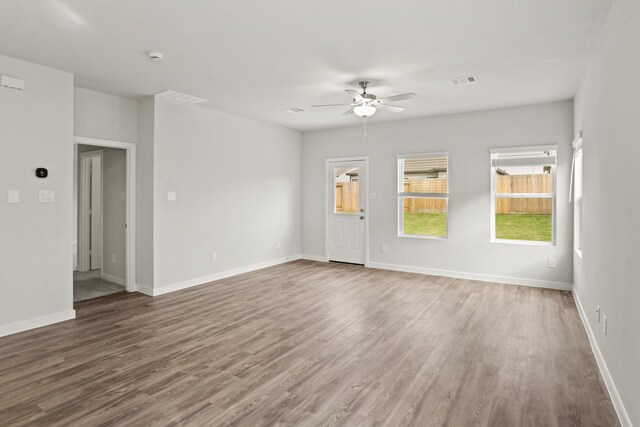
[{"xmin": 354, "ymin": 104, "xmax": 376, "ymax": 117}]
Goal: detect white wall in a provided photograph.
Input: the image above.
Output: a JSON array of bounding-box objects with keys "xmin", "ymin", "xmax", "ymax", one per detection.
[
  {"xmin": 136, "ymin": 97, "xmax": 155, "ymax": 288},
  {"xmin": 100, "ymin": 148, "xmax": 127, "ymax": 282},
  {"xmin": 153, "ymin": 98, "xmax": 302, "ymax": 289},
  {"xmin": 573, "ymin": 0, "xmax": 639, "ymax": 424},
  {"xmin": 302, "ymin": 101, "xmax": 574, "ymax": 287},
  {"xmin": 0, "ymin": 54, "xmax": 75, "ymax": 335},
  {"xmin": 74, "ymin": 87, "xmax": 138, "ymax": 142}
]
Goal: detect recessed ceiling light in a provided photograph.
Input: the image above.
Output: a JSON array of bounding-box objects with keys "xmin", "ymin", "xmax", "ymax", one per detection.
[
  {"xmin": 449, "ymin": 75, "xmax": 478, "ymax": 86},
  {"xmin": 147, "ymin": 51, "xmax": 164, "ymax": 61},
  {"xmin": 284, "ymin": 107, "xmax": 305, "ymax": 114}
]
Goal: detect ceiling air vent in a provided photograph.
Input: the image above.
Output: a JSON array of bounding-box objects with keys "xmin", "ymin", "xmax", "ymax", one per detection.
[
  {"xmin": 284, "ymin": 107, "xmax": 305, "ymax": 114},
  {"xmin": 449, "ymin": 76, "xmax": 478, "ymax": 86},
  {"xmin": 155, "ymin": 90, "xmax": 208, "ymax": 105}
]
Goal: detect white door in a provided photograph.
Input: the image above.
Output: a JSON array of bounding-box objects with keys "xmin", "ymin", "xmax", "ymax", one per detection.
[
  {"xmin": 328, "ymin": 160, "xmax": 366, "ymax": 264},
  {"xmin": 90, "ymin": 154, "xmax": 102, "ymax": 270}
]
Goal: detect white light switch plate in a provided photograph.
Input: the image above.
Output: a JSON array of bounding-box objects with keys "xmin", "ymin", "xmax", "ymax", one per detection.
[
  {"xmin": 167, "ymin": 191, "xmax": 176, "ymax": 201},
  {"xmin": 39, "ymin": 190, "xmax": 54, "ymax": 203},
  {"xmin": 8, "ymin": 190, "xmax": 19, "ymax": 203}
]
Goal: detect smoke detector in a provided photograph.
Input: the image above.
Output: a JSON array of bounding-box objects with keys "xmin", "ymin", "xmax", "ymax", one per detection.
[
  {"xmin": 449, "ymin": 75, "xmax": 477, "ymax": 86},
  {"xmin": 147, "ymin": 51, "xmax": 164, "ymax": 61},
  {"xmin": 155, "ymin": 90, "xmax": 208, "ymax": 105}
]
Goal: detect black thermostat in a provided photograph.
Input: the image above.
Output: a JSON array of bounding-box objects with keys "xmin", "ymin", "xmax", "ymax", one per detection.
[{"xmin": 36, "ymin": 168, "xmax": 48, "ymax": 178}]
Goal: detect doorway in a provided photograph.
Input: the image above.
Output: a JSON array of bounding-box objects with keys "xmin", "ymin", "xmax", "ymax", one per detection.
[
  {"xmin": 326, "ymin": 158, "xmax": 368, "ymax": 265},
  {"xmin": 72, "ymin": 137, "xmax": 137, "ymax": 302}
]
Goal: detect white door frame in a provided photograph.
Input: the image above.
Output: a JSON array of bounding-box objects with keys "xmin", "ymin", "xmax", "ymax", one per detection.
[
  {"xmin": 74, "ymin": 136, "xmax": 137, "ymax": 292},
  {"xmin": 78, "ymin": 149, "xmax": 103, "ymax": 272},
  {"xmin": 325, "ymin": 156, "xmax": 370, "ymax": 265}
]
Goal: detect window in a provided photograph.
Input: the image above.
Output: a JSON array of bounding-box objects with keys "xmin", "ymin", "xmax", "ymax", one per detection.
[
  {"xmin": 490, "ymin": 146, "xmax": 556, "ymax": 244},
  {"xmin": 571, "ymin": 136, "xmax": 583, "ymax": 257},
  {"xmin": 333, "ymin": 166, "xmax": 360, "ymax": 214},
  {"xmin": 398, "ymin": 153, "xmax": 449, "ymax": 238}
]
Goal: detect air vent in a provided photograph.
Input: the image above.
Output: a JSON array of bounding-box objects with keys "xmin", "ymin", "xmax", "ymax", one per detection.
[
  {"xmin": 449, "ymin": 76, "xmax": 478, "ymax": 86},
  {"xmin": 284, "ymin": 107, "xmax": 305, "ymax": 114},
  {"xmin": 1, "ymin": 75, "xmax": 25, "ymax": 91},
  {"xmin": 155, "ymin": 90, "xmax": 208, "ymax": 105}
]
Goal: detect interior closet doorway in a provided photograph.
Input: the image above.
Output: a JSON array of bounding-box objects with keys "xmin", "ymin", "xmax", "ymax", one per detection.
[{"xmin": 72, "ymin": 137, "xmax": 137, "ymax": 302}]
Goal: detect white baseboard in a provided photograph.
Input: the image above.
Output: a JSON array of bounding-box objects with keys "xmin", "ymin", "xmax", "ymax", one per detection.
[
  {"xmin": 146, "ymin": 255, "xmax": 302, "ymax": 297},
  {"xmin": 134, "ymin": 284, "xmax": 154, "ymax": 296},
  {"xmin": 0, "ymin": 310, "xmax": 76, "ymax": 338},
  {"xmin": 365, "ymin": 261, "xmax": 572, "ymax": 291},
  {"xmin": 101, "ymin": 272, "xmax": 125, "ymax": 286},
  {"xmin": 301, "ymin": 254, "xmax": 328, "ymax": 262},
  {"xmin": 572, "ymin": 288, "xmax": 632, "ymax": 427}
]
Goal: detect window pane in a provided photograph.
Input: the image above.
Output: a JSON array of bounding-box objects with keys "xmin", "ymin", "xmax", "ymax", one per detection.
[
  {"xmin": 495, "ymin": 165, "xmax": 552, "ymax": 194},
  {"xmin": 402, "ymin": 197, "xmax": 447, "ymax": 237},
  {"xmin": 495, "ymin": 197, "xmax": 552, "ymax": 242},
  {"xmin": 403, "ymin": 157, "xmax": 448, "ymax": 194},
  {"xmin": 334, "ymin": 167, "xmax": 359, "ymax": 213}
]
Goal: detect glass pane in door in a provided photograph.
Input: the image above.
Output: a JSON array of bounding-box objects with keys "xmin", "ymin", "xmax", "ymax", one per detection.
[{"xmin": 334, "ymin": 167, "xmax": 359, "ymax": 213}]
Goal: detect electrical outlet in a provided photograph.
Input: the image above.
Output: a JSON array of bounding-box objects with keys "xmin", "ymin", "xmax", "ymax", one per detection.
[
  {"xmin": 211, "ymin": 252, "xmax": 217, "ymax": 262},
  {"xmin": 276, "ymin": 241, "xmax": 281, "ymax": 249},
  {"xmin": 380, "ymin": 244, "xmax": 387, "ymax": 253},
  {"xmin": 111, "ymin": 254, "xmax": 116, "ymax": 264},
  {"xmin": 603, "ymin": 315, "xmax": 608, "ymax": 335},
  {"xmin": 548, "ymin": 258, "xmax": 557, "ymax": 268},
  {"xmin": 596, "ymin": 305, "xmax": 601, "ymax": 322}
]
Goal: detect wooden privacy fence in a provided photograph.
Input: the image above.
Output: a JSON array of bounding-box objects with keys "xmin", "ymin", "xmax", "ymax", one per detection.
[
  {"xmin": 335, "ymin": 182, "xmax": 359, "ymax": 213},
  {"xmin": 336, "ymin": 175, "xmax": 552, "ymax": 215},
  {"xmin": 403, "ymin": 179, "xmax": 447, "ymax": 214},
  {"xmin": 496, "ymin": 174, "xmax": 552, "ymax": 215}
]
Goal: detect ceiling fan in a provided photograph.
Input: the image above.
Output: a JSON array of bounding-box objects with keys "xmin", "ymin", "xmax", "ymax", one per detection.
[{"xmin": 311, "ymin": 81, "xmax": 417, "ymax": 117}]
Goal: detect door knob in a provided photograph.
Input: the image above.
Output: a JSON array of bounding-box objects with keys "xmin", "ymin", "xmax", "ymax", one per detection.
[{"xmin": 360, "ymin": 216, "xmax": 364, "ymax": 220}]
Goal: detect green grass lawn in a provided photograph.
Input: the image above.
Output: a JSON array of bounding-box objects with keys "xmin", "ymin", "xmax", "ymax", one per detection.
[
  {"xmin": 404, "ymin": 213, "xmax": 447, "ymax": 237},
  {"xmin": 495, "ymin": 214, "xmax": 552, "ymax": 242},
  {"xmin": 404, "ymin": 213, "xmax": 552, "ymax": 241}
]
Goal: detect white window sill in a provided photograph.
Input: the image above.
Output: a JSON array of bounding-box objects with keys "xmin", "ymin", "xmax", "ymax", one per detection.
[
  {"xmin": 491, "ymin": 238, "xmax": 555, "ymax": 247},
  {"xmin": 398, "ymin": 233, "xmax": 448, "ymax": 240}
]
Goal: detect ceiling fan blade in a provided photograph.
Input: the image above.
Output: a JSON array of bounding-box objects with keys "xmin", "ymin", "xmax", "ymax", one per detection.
[
  {"xmin": 377, "ymin": 93, "xmax": 417, "ymax": 103},
  {"xmin": 377, "ymin": 104, "xmax": 405, "ymax": 113},
  {"xmin": 345, "ymin": 89, "xmax": 364, "ymax": 101},
  {"xmin": 311, "ymin": 103, "xmax": 352, "ymax": 108},
  {"xmin": 342, "ymin": 106, "xmax": 355, "ymax": 115}
]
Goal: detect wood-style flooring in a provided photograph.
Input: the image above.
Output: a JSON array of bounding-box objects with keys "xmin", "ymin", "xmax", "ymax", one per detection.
[{"xmin": 0, "ymin": 260, "xmax": 618, "ymax": 426}]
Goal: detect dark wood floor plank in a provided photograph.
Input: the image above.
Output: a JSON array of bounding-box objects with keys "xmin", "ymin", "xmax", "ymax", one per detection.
[{"xmin": 0, "ymin": 260, "xmax": 619, "ymax": 426}]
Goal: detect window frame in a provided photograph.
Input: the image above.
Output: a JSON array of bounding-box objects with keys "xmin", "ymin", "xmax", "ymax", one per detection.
[
  {"xmin": 397, "ymin": 152, "xmax": 449, "ymax": 240},
  {"xmin": 572, "ymin": 137, "xmax": 583, "ymax": 258},
  {"xmin": 490, "ymin": 145, "xmax": 557, "ymax": 246}
]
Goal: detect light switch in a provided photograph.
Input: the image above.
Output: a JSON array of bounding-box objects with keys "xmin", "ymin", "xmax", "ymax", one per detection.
[
  {"xmin": 120, "ymin": 192, "xmax": 126, "ymax": 201},
  {"xmin": 39, "ymin": 190, "xmax": 54, "ymax": 203},
  {"xmin": 167, "ymin": 191, "xmax": 176, "ymax": 201},
  {"xmin": 8, "ymin": 190, "xmax": 19, "ymax": 203}
]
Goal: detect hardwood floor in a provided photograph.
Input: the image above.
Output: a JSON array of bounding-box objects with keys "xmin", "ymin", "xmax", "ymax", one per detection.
[{"xmin": 0, "ymin": 260, "xmax": 618, "ymax": 426}]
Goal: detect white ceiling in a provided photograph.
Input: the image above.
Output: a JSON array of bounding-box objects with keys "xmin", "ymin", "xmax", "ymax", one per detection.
[{"xmin": 0, "ymin": 0, "xmax": 612, "ymax": 131}]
